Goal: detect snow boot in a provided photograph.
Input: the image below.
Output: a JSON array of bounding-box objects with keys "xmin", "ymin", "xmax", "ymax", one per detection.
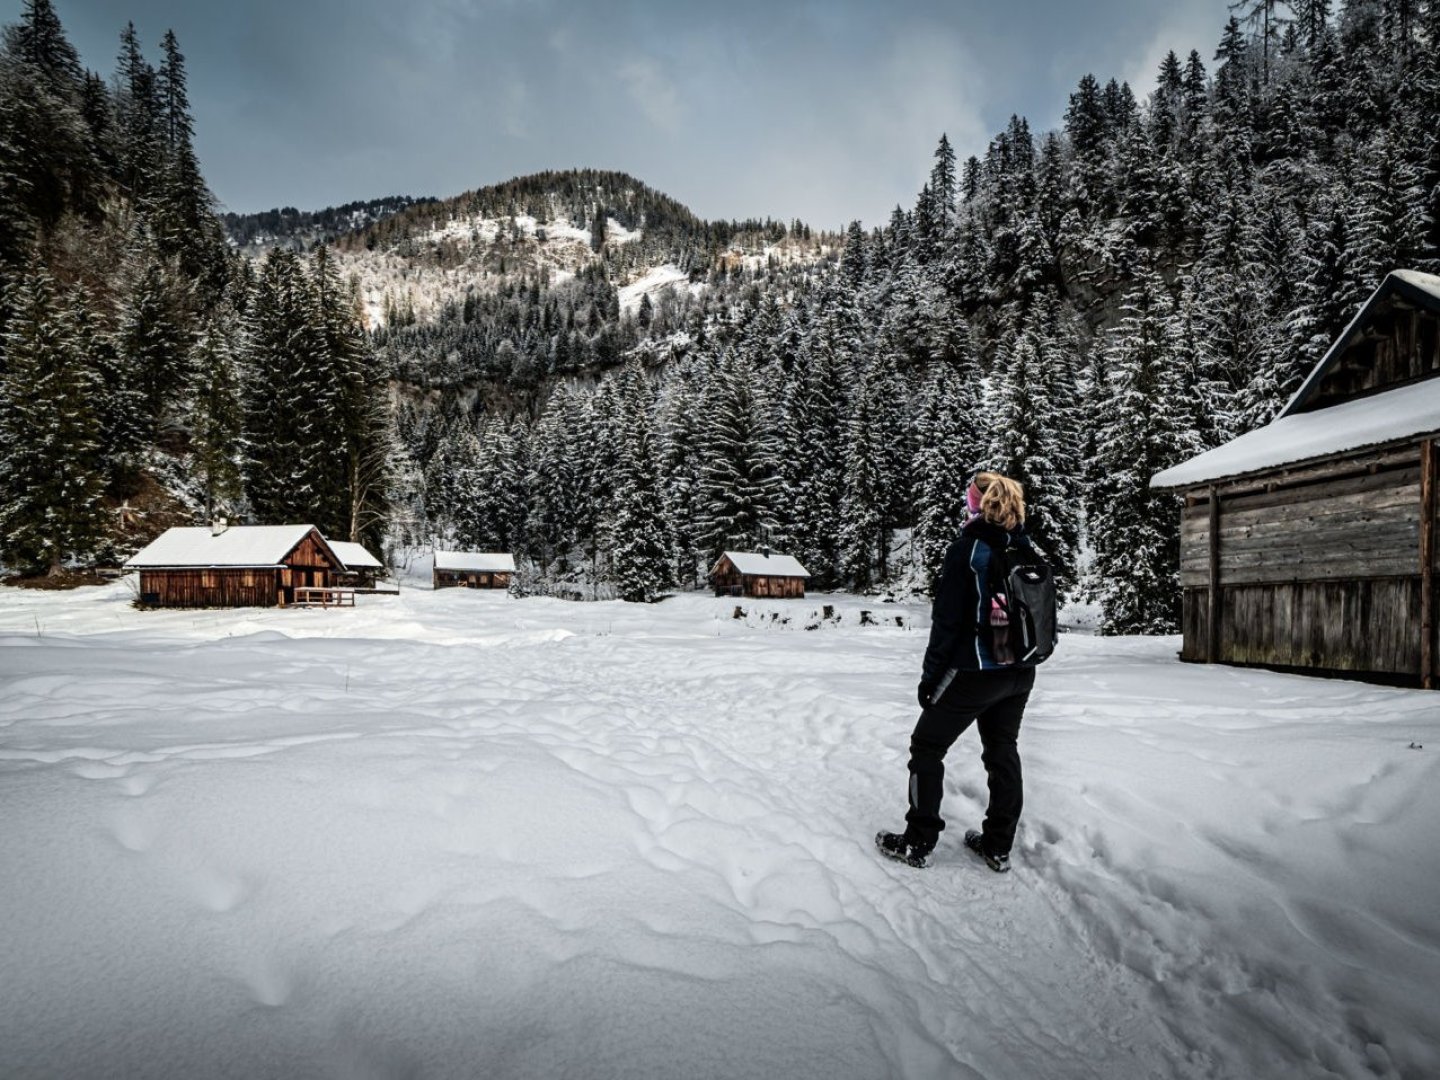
[
  {"xmin": 964, "ymin": 829, "xmax": 1010, "ymax": 873},
  {"xmin": 875, "ymin": 831, "xmax": 933, "ymax": 869}
]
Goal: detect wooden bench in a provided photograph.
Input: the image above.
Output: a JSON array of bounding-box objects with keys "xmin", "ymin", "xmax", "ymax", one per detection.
[{"xmin": 293, "ymin": 587, "xmax": 356, "ymax": 608}]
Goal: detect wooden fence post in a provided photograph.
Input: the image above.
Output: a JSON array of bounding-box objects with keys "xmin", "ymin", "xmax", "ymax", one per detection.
[
  {"xmin": 1208, "ymin": 485, "xmax": 1221, "ymax": 664},
  {"xmin": 1421, "ymin": 439, "xmax": 1436, "ymax": 690}
]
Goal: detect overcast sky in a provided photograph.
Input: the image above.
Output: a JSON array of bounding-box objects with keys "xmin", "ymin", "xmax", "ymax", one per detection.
[{"xmin": 17, "ymin": 0, "xmax": 1237, "ymax": 229}]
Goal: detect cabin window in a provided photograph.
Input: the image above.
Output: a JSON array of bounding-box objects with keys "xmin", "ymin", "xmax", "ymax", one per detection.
[{"xmin": 201, "ymin": 571, "xmax": 218, "ymax": 588}]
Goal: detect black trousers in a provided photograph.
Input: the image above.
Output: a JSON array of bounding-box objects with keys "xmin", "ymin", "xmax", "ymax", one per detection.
[{"xmin": 904, "ymin": 667, "xmax": 1035, "ymax": 854}]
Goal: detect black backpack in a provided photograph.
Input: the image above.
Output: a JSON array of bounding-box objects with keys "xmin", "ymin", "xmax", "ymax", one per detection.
[{"xmin": 988, "ymin": 542, "xmax": 1059, "ymax": 665}]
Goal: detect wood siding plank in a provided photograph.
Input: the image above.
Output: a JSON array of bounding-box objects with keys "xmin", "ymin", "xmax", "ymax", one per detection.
[{"xmin": 1422, "ymin": 439, "xmax": 1436, "ymax": 688}]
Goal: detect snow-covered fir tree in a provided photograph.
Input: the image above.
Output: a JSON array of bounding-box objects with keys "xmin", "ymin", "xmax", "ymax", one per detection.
[
  {"xmin": 0, "ymin": 264, "xmax": 106, "ymax": 573},
  {"xmin": 607, "ymin": 360, "xmax": 675, "ymax": 602},
  {"xmin": 1088, "ymin": 268, "xmax": 1207, "ymax": 634}
]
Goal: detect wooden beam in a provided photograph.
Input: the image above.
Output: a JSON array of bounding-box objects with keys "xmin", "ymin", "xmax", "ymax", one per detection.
[
  {"xmin": 1208, "ymin": 486, "xmax": 1221, "ymax": 664},
  {"xmin": 1422, "ymin": 439, "xmax": 1436, "ymax": 690}
]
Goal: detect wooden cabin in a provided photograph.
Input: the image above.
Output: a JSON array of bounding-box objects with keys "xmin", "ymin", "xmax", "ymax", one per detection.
[
  {"xmin": 433, "ymin": 551, "xmax": 515, "ymax": 589},
  {"xmin": 1151, "ymin": 269, "xmax": 1440, "ymax": 688},
  {"xmin": 710, "ymin": 550, "xmax": 810, "ymax": 598},
  {"xmin": 327, "ymin": 540, "xmax": 386, "ymax": 589},
  {"xmin": 124, "ymin": 523, "xmax": 345, "ymax": 608}
]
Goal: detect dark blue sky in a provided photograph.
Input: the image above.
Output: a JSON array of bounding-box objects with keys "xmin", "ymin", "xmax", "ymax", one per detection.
[{"xmin": 16, "ymin": 0, "xmax": 1236, "ymax": 228}]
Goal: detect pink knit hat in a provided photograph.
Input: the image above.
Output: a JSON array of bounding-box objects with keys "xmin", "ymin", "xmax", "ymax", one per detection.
[{"xmin": 966, "ymin": 478, "xmax": 983, "ymax": 516}]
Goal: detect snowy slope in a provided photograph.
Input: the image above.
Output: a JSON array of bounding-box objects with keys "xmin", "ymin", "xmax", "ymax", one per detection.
[{"xmin": 1, "ymin": 585, "xmax": 1436, "ymax": 1078}]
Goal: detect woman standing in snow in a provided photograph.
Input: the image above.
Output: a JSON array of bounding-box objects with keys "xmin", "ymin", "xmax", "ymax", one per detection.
[{"xmin": 877, "ymin": 472, "xmax": 1037, "ymax": 872}]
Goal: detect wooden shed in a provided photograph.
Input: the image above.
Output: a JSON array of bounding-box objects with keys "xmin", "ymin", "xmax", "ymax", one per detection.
[
  {"xmin": 433, "ymin": 551, "xmax": 515, "ymax": 589},
  {"xmin": 327, "ymin": 540, "xmax": 387, "ymax": 589},
  {"xmin": 124, "ymin": 523, "xmax": 345, "ymax": 608},
  {"xmin": 1151, "ymin": 269, "xmax": 1440, "ymax": 688},
  {"xmin": 710, "ymin": 550, "xmax": 811, "ymax": 598}
]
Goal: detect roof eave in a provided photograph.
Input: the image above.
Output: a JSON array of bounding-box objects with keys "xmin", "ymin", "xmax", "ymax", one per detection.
[{"xmin": 1150, "ymin": 431, "xmax": 1437, "ymax": 493}]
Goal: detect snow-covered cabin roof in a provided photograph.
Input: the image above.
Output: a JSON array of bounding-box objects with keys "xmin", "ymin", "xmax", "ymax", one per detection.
[
  {"xmin": 717, "ymin": 551, "xmax": 811, "ymax": 578},
  {"xmin": 124, "ymin": 525, "xmax": 335, "ymax": 568},
  {"xmin": 1278, "ymin": 269, "xmax": 1440, "ymax": 417},
  {"xmin": 433, "ymin": 551, "xmax": 516, "ymax": 573},
  {"xmin": 327, "ymin": 540, "xmax": 383, "ymax": 570},
  {"xmin": 1151, "ymin": 374, "xmax": 1440, "ymax": 490}
]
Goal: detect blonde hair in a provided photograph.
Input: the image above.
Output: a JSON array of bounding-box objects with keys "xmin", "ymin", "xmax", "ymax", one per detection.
[{"xmin": 975, "ymin": 472, "xmax": 1026, "ymax": 530}]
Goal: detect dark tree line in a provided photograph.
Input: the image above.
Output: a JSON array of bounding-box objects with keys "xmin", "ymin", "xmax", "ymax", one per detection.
[
  {"xmin": 0, "ymin": 1, "xmax": 388, "ymax": 574},
  {"xmin": 406, "ymin": 0, "xmax": 1440, "ymax": 630}
]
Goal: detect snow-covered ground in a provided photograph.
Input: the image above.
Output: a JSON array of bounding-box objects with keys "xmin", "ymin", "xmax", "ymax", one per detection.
[
  {"xmin": 1, "ymin": 583, "xmax": 1437, "ymax": 1079},
  {"xmin": 617, "ymin": 263, "xmax": 693, "ymax": 315}
]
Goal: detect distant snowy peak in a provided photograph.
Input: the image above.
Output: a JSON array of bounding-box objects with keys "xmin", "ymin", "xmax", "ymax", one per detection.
[{"xmin": 338, "ymin": 212, "xmax": 663, "ymax": 330}]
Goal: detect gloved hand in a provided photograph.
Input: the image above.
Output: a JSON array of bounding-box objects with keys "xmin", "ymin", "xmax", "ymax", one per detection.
[{"xmin": 917, "ymin": 682, "xmax": 934, "ymax": 709}]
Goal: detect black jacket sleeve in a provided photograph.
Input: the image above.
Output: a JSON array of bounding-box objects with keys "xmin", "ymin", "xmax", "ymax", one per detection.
[{"xmin": 921, "ymin": 535, "xmax": 979, "ymax": 688}]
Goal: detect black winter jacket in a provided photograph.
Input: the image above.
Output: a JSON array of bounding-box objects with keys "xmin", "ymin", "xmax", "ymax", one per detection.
[{"xmin": 920, "ymin": 517, "xmax": 1036, "ymax": 694}]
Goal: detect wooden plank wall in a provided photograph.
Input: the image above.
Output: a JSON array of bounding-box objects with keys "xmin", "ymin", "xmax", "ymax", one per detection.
[
  {"xmin": 1178, "ymin": 450, "xmax": 1431, "ymax": 679},
  {"xmin": 1181, "ymin": 463, "xmax": 1421, "ymax": 586},
  {"xmin": 1306, "ymin": 301, "xmax": 1440, "ymax": 409},
  {"xmin": 1423, "ymin": 439, "xmax": 1436, "ymax": 688},
  {"xmin": 743, "ymin": 575, "xmax": 806, "ymax": 599},
  {"xmin": 434, "ymin": 570, "xmax": 509, "ymax": 589},
  {"xmin": 1215, "ymin": 578, "xmax": 1422, "ymax": 674},
  {"xmin": 140, "ymin": 569, "xmax": 279, "ymax": 608},
  {"xmin": 287, "ymin": 533, "xmax": 340, "ymax": 569}
]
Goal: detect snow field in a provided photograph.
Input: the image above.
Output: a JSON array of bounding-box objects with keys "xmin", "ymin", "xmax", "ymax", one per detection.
[{"xmin": 1, "ymin": 584, "xmax": 1437, "ymax": 1079}]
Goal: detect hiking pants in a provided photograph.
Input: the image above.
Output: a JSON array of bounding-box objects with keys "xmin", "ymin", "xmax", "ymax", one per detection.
[{"xmin": 904, "ymin": 666, "xmax": 1035, "ymax": 854}]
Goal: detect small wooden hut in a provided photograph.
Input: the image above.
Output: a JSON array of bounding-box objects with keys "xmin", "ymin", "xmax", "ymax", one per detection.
[
  {"xmin": 433, "ymin": 551, "xmax": 515, "ymax": 590},
  {"xmin": 327, "ymin": 540, "xmax": 386, "ymax": 589},
  {"xmin": 710, "ymin": 551, "xmax": 810, "ymax": 598},
  {"xmin": 124, "ymin": 523, "xmax": 345, "ymax": 608},
  {"xmin": 1151, "ymin": 269, "xmax": 1440, "ymax": 688}
]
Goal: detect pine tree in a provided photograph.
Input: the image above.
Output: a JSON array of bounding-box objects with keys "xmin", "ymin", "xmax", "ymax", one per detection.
[
  {"xmin": 188, "ymin": 313, "xmax": 243, "ymax": 520},
  {"xmin": 697, "ymin": 348, "xmax": 781, "ymax": 560},
  {"xmin": 115, "ymin": 22, "xmax": 161, "ymax": 204},
  {"xmin": 910, "ymin": 362, "xmax": 974, "ymax": 594},
  {"xmin": 785, "ymin": 294, "xmax": 849, "ymax": 585},
  {"xmin": 312, "ymin": 245, "xmax": 389, "ymax": 544},
  {"xmin": 987, "ymin": 298, "xmax": 1083, "ymax": 592},
  {"xmin": 608, "ymin": 360, "xmax": 675, "ymax": 602},
  {"xmin": 840, "ymin": 363, "xmax": 888, "ymax": 591},
  {"xmin": 930, "ymin": 133, "xmax": 958, "ymax": 233},
  {"xmin": 0, "ymin": 263, "xmax": 106, "ymax": 573},
  {"xmin": 148, "ymin": 31, "xmax": 227, "ymax": 296},
  {"xmin": 1089, "ymin": 268, "xmax": 1206, "ymax": 634},
  {"xmin": 241, "ymin": 248, "xmax": 336, "ymax": 528},
  {"xmin": 526, "ymin": 386, "xmax": 580, "ymax": 573},
  {"xmin": 0, "ymin": 0, "xmax": 101, "ymax": 237},
  {"xmin": 115, "ymin": 245, "xmax": 189, "ymax": 440}
]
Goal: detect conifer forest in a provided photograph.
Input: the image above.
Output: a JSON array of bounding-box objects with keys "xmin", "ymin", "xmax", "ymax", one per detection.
[{"xmin": 2, "ymin": 0, "xmax": 1438, "ymax": 632}]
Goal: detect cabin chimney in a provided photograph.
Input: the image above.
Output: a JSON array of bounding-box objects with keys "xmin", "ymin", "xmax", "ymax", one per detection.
[{"xmin": 211, "ymin": 517, "xmax": 228, "ymax": 537}]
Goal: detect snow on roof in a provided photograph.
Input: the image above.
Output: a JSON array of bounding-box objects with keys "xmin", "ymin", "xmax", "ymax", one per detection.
[
  {"xmin": 327, "ymin": 540, "xmax": 383, "ymax": 570},
  {"xmin": 1389, "ymin": 268, "xmax": 1440, "ymax": 300},
  {"xmin": 125, "ymin": 525, "xmax": 326, "ymax": 568},
  {"xmin": 434, "ymin": 551, "xmax": 516, "ymax": 573},
  {"xmin": 1151, "ymin": 375, "xmax": 1440, "ymax": 490},
  {"xmin": 718, "ymin": 551, "xmax": 811, "ymax": 578}
]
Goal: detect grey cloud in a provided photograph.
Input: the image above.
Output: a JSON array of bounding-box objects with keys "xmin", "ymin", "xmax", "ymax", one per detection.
[{"xmin": 25, "ymin": 0, "xmax": 1243, "ymax": 226}]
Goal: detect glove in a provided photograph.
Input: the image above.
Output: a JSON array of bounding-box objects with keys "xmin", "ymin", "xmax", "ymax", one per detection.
[{"xmin": 917, "ymin": 682, "xmax": 934, "ymax": 709}]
